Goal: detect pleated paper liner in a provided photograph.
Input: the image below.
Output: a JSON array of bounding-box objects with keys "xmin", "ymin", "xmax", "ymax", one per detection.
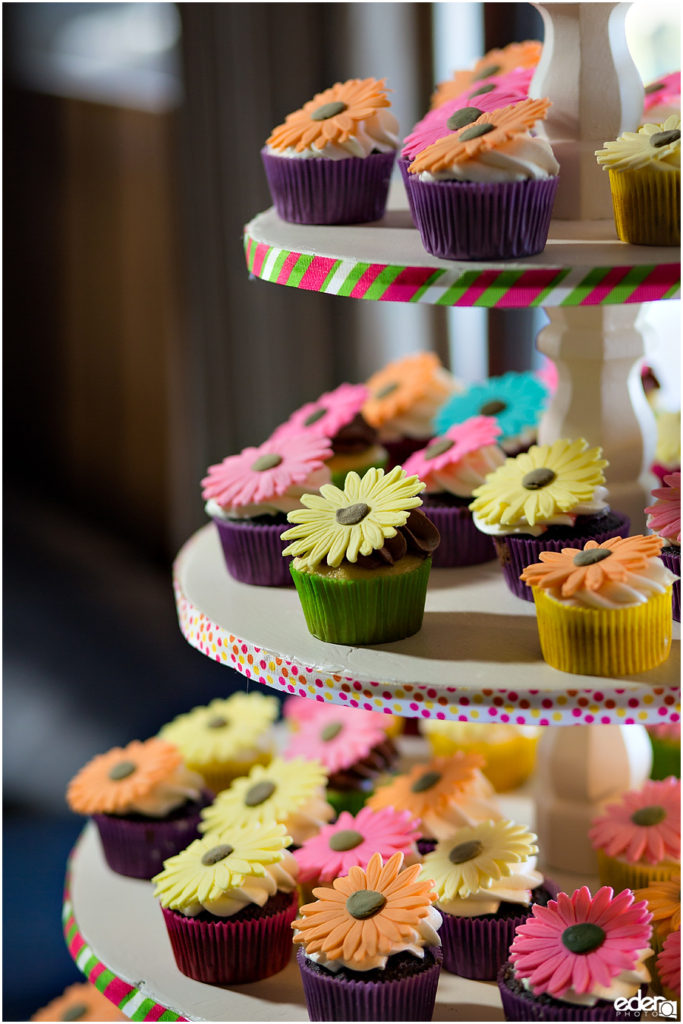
[
  {"xmin": 497, "ymin": 962, "xmax": 644, "ymax": 1021},
  {"xmin": 161, "ymin": 889, "xmax": 298, "ymax": 984},
  {"xmin": 261, "ymin": 149, "xmax": 396, "ymax": 225},
  {"xmin": 213, "ymin": 516, "xmax": 293, "ymax": 587},
  {"xmin": 660, "ymin": 547, "xmax": 680, "ymax": 621},
  {"xmin": 534, "ymin": 588, "xmax": 674, "ymax": 676},
  {"xmin": 296, "ymin": 945, "xmax": 442, "ymax": 1022},
  {"xmin": 420, "ymin": 502, "xmax": 496, "ymax": 567},
  {"xmin": 289, "ymin": 557, "xmax": 432, "ymax": 645},
  {"xmin": 596, "ymin": 849, "xmax": 680, "ymax": 893},
  {"xmin": 406, "ymin": 174, "xmax": 559, "ymax": 260},
  {"xmin": 608, "ymin": 167, "xmax": 680, "ymax": 246}
]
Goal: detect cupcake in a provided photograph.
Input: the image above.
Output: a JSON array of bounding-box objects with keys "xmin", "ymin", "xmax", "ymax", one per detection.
[
  {"xmin": 271, "ymin": 383, "xmax": 388, "ymax": 489},
  {"xmin": 158, "ymin": 692, "xmax": 279, "ymax": 795},
  {"xmin": 647, "ymin": 724, "xmax": 681, "ymax": 781},
  {"xmin": 431, "ymin": 41, "xmax": 541, "ymax": 110},
  {"xmin": 293, "ymin": 851, "xmax": 443, "ymax": 1021},
  {"xmin": 281, "ymin": 466, "xmax": 440, "ymax": 646},
  {"xmin": 362, "ymin": 352, "xmax": 462, "ymax": 466},
  {"xmin": 634, "ymin": 876, "xmax": 680, "ymax": 950},
  {"xmin": 406, "ymin": 98, "xmax": 559, "ymax": 261},
  {"xmin": 202, "ymin": 432, "xmax": 332, "ymax": 586},
  {"xmin": 590, "ymin": 777, "xmax": 680, "ymax": 892},
  {"xmin": 472, "ymin": 437, "xmax": 629, "ymax": 603},
  {"xmin": 32, "ymin": 983, "xmax": 126, "ymax": 1022},
  {"xmin": 645, "ymin": 471, "xmax": 681, "ymax": 621},
  {"xmin": 283, "ymin": 702, "xmax": 398, "ymax": 815},
  {"xmin": 520, "ymin": 535, "xmax": 677, "ymax": 674},
  {"xmin": 402, "ymin": 415, "xmax": 506, "ymax": 567},
  {"xmin": 419, "ymin": 721, "xmax": 540, "ymax": 792},
  {"xmin": 262, "ymin": 78, "xmax": 399, "ymax": 225},
  {"xmin": 199, "ymin": 756, "xmax": 333, "ymax": 847},
  {"xmin": 657, "ymin": 928, "xmax": 681, "ymax": 1001},
  {"xmin": 366, "ymin": 753, "xmax": 501, "ymax": 850},
  {"xmin": 284, "ymin": 692, "xmax": 404, "ymax": 741},
  {"xmin": 643, "ymin": 71, "xmax": 681, "ymax": 126},
  {"xmin": 153, "ymin": 821, "xmax": 298, "ymax": 984},
  {"xmin": 435, "ymin": 371, "xmax": 549, "ymax": 456},
  {"xmin": 595, "ymin": 115, "xmax": 680, "ymax": 246},
  {"xmin": 67, "ymin": 738, "xmax": 210, "ymax": 879},
  {"xmin": 420, "ymin": 819, "xmax": 553, "ymax": 980},
  {"xmin": 499, "ymin": 886, "xmax": 654, "ymax": 1020},
  {"xmin": 294, "ymin": 805, "xmax": 421, "ymax": 902},
  {"xmin": 653, "ymin": 409, "xmax": 681, "ymax": 482}
]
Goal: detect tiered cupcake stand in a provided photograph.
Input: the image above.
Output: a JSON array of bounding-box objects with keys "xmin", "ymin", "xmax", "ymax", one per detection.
[{"xmin": 64, "ymin": 5, "xmax": 680, "ymax": 1020}]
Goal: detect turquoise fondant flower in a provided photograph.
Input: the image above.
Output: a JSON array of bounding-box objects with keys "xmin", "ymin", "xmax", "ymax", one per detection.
[{"xmin": 435, "ymin": 371, "xmax": 548, "ymax": 447}]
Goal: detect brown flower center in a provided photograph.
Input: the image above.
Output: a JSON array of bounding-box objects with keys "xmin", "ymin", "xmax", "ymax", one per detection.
[
  {"xmin": 303, "ymin": 407, "xmax": 327, "ymax": 426},
  {"xmin": 251, "ymin": 454, "xmax": 282, "ymax": 472},
  {"xmin": 631, "ymin": 805, "xmax": 666, "ymax": 827},
  {"xmin": 522, "ymin": 468, "xmax": 556, "ymax": 490},
  {"xmin": 479, "ymin": 399, "xmax": 506, "ymax": 416},
  {"xmin": 424, "ymin": 438, "xmax": 455, "ymax": 460},
  {"xmin": 561, "ymin": 923, "xmax": 606, "ymax": 954},
  {"xmin": 460, "ymin": 122, "xmax": 495, "ymax": 142},
  {"xmin": 573, "ymin": 548, "xmax": 612, "ymax": 567},
  {"xmin": 447, "ymin": 106, "xmax": 483, "ymax": 132},
  {"xmin": 645, "ymin": 81, "xmax": 665, "ymax": 94},
  {"xmin": 207, "ymin": 715, "xmax": 229, "ymax": 729},
  {"xmin": 336, "ymin": 502, "xmax": 371, "ymax": 526},
  {"xmin": 201, "ymin": 843, "xmax": 234, "ymax": 866},
  {"xmin": 469, "ymin": 83, "xmax": 496, "ymax": 97},
  {"xmin": 311, "ymin": 100, "xmax": 348, "ymax": 122},
  {"xmin": 108, "ymin": 760, "xmax": 136, "ymax": 781},
  {"xmin": 651, "ymin": 129, "xmax": 680, "ymax": 148},
  {"xmin": 244, "ymin": 780, "xmax": 276, "ymax": 806},
  {"xmin": 411, "ymin": 770, "xmax": 442, "ymax": 793},
  {"xmin": 60, "ymin": 1005, "xmax": 88, "ymax": 1022},
  {"xmin": 449, "ymin": 839, "xmax": 484, "ymax": 864},
  {"xmin": 321, "ymin": 722, "xmax": 343, "ymax": 742},
  {"xmin": 346, "ymin": 889, "xmax": 387, "ymax": 919},
  {"xmin": 472, "ymin": 63, "xmax": 502, "ymax": 81},
  {"xmin": 329, "ymin": 829, "xmax": 364, "ymax": 852},
  {"xmin": 375, "ymin": 381, "xmax": 399, "ymax": 399}
]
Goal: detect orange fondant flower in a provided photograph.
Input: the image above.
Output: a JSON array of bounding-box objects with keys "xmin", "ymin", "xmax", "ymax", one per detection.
[
  {"xmin": 293, "ymin": 851, "xmax": 437, "ymax": 969},
  {"xmin": 32, "ymin": 982, "xmax": 126, "ymax": 1022},
  {"xmin": 363, "ymin": 352, "xmax": 450, "ymax": 430},
  {"xmin": 430, "ymin": 41, "xmax": 542, "ymax": 109},
  {"xmin": 431, "ymin": 70, "xmax": 476, "ymax": 110},
  {"xmin": 267, "ymin": 78, "xmax": 391, "ymax": 153},
  {"xmin": 409, "ymin": 98, "xmax": 551, "ymax": 175},
  {"xmin": 67, "ymin": 738, "xmax": 182, "ymax": 816},
  {"xmin": 634, "ymin": 877, "xmax": 681, "ymax": 940},
  {"xmin": 520, "ymin": 535, "xmax": 665, "ymax": 598},
  {"xmin": 366, "ymin": 753, "xmax": 485, "ymax": 819}
]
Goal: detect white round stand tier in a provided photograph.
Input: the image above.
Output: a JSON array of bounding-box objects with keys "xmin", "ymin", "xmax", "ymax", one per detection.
[
  {"xmin": 65, "ymin": 784, "xmax": 595, "ymax": 1023},
  {"xmin": 173, "ymin": 524, "xmax": 680, "ymax": 727}
]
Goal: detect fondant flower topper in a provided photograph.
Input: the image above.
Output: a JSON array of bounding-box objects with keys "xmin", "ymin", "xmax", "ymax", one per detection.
[
  {"xmin": 645, "ymin": 471, "xmax": 681, "ymax": 545},
  {"xmin": 431, "ymin": 42, "xmax": 541, "ymax": 109},
  {"xmin": 267, "ymin": 78, "xmax": 391, "ymax": 153},
  {"xmin": 435, "ymin": 371, "xmax": 548, "ymax": 447},
  {"xmin": 520, "ymin": 535, "xmax": 665, "ymax": 598},
  {"xmin": 589, "ymin": 777, "xmax": 680, "ymax": 865}
]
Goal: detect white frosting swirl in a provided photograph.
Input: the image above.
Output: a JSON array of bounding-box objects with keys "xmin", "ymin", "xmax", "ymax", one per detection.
[
  {"xmin": 267, "ymin": 110, "xmax": 400, "ymax": 160},
  {"xmin": 284, "ymin": 793, "xmax": 335, "ymax": 846},
  {"xmin": 472, "ymin": 487, "xmax": 610, "ymax": 538},
  {"xmin": 543, "ymin": 557, "xmax": 678, "ymax": 610},
  {"xmin": 124, "ymin": 764, "xmax": 205, "ymax": 818},
  {"xmin": 437, "ymin": 858, "xmax": 544, "ymax": 917},
  {"xmin": 423, "ymin": 447, "xmax": 506, "ymax": 498},
  {"xmin": 179, "ymin": 848, "xmax": 298, "ymax": 918},
  {"xmin": 418, "ymin": 134, "xmax": 559, "ymax": 183},
  {"xmin": 206, "ymin": 466, "xmax": 330, "ymax": 520},
  {"xmin": 302, "ymin": 904, "xmax": 443, "ymax": 973},
  {"xmin": 520, "ymin": 947, "xmax": 654, "ymax": 1007}
]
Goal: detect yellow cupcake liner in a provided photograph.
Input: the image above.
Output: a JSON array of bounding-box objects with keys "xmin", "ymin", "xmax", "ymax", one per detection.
[
  {"xmin": 189, "ymin": 750, "xmax": 273, "ymax": 796},
  {"xmin": 608, "ymin": 167, "xmax": 680, "ymax": 246},
  {"xmin": 424, "ymin": 732, "xmax": 539, "ymax": 792},
  {"xmin": 533, "ymin": 588, "xmax": 673, "ymax": 676},
  {"xmin": 596, "ymin": 849, "xmax": 680, "ymax": 893}
]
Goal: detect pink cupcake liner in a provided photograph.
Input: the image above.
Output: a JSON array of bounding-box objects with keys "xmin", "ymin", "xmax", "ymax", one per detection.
[
  {"xmin": 296, "ymin": 945, "xmax": 442, "ymax": 1021},
  {"xmin": 161, "ymin": 890, "xmax": 298, "ymax": 984},
  {"xmin": 261, "ymin": 149, "xmax": 396, "ymax": 225},
  {"xmin": 421, "ymin": 503, "xmax": 496, "ymax": 567},
  {"xmin": 407, "ymin": 175, "xmax": 559, "ymax": 260},
  {"xmin": 213, "ymin": 517, "xmax": 293, "ymax": 587},
  {"xmin": 497, "ymin": 962, "xmax": 645, "ymax": 1021},
  {"xmin": 93, "ymin": 791, "xmax": 211, "ymax": 879},
  {"xmin": 660, "ymin": 548, "xmax": 680, "ymax": 621},
  {"xmin": 494, "ymin": 512, "xmax": 631, "ymax": 602}
]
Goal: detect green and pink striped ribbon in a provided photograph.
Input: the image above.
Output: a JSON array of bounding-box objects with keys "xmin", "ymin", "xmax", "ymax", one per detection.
[{"xmin": 244, "ymin": 233, "xmax": 680, "ymax": 308}]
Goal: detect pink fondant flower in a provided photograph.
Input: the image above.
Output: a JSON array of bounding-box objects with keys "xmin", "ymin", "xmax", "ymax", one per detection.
[
  {"xmin": 645, "ymin": 472, "xmax": 681, "ymax": 545},
  {"xmin": 271, "ymin": 383, "xmax": 369, "ymax": 443},
  {"xmin": 510, "ymin": 886, "xmax": 653, "ymax": 999},
  {"xmin": 403, "ymin": 415, "xmax": 502, "ymax": 483},
  {"xmin": 657, "ymin": 928, "xmax": 681, "ymax": 998},
  {"xmin": 402, "ymin": 80, "xmax": 532, "ymax": 160},
  {"xmin": 283, "ymin": 702, "xmax": 389, "ymax": 775},
  {"xmin": 643, "ymin": 72, "xmax": 681, "ymax": 113},
  {"xmin": 589, "ymin": 778, "xmax": 680, "ymax": 865},
  {"xmin": 294, "ymin": 805, "xmax": 421, "ymax": 883},
  {"xmin": 201, "ymin": 432, "xmax": 332, "ymax": 510}
]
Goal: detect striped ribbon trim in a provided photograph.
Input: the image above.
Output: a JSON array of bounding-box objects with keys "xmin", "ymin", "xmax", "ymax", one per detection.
[
  {"xmin": 63, "ymin": 842, "xmax": 188, "ymax": 1023},
  {"xmin": 244, "ymin": 234, "xmax": 680, "ymax": 308}
]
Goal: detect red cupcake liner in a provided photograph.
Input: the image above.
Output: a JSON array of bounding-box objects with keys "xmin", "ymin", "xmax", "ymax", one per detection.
[
  {"xmin": 421, "ymin": 503, "xmax": 497, "ymax": 567},
  {"xmin": 93, "ymin": 792, "xmax": 211, "ymax": 879},
  {"xmin": 497, "ymin": 963, "xmax": 644, "ymax": 1021},
  {"xmin": 261, "ymin": 149, "xmax": 396, "ymax": 225},
  {"xmin": 660, "ymin": 548, "xmax": 680, "ymax": 622},
  {"xmin": 297, "ymin": 945, "xmax": 442, "ymax": 1022},
  {"xmin": 494, "ymin": 512, "xmax": 631, "ymax": 602},
  {"xmin": 161, "ymin": 890, "xmax": 298, "ymax": 984},
  {"xmin": 213, "ymin": 517, "xmax": 293, "ymax": 587},
  {"xmin": 406, "ymin": 175, "xmax": 559, "ymax": 260}
]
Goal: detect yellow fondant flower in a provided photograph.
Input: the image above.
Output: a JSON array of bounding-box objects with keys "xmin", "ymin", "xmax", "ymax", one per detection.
[
  {"xmin": 282, "ymin": 466, "xmax": 425, "ymax": 569},
  {"xmin": 159, "ymin": 693, "xmax": 278, "ymax": 768},
  {"xmin": 469, "ymin": 438, "xmax": 607, "ymax": 528},
  {"xmin": 596, "ymin": 115, "xmax": 681, "ymax": 172},
  {"xmin": 421, "ymin": 820, "xmax": 538, "ymax": 901},
  {"xmin": 153, "ymin": 821, "xmax": 291, "ymax": 910},
  {"xmin": 199, "ymin": 757, "xmax": 328, "ymax": 833}
]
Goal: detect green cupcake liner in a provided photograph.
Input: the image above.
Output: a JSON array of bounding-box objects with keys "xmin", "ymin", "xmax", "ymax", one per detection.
[
  {"xmin": 649, "ymin": 735, "xmax": 681, "ymax": 781},
  {"xmin": 290, "ymin": 559, "xmax": 432, "ymax": 645}
]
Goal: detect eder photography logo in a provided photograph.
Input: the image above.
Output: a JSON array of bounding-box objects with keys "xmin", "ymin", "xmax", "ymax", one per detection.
[{"xmin": 614, "ymin": 991, "xmax": 680, "ymax": 1020}]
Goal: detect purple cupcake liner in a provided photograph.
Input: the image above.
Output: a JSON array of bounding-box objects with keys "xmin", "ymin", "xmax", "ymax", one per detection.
[
  {"xmin": 494, "ymin": 512, "xmax": 631, "ymax": 602},
  {"xmin": 213, "ymin": 517, "xmax": 293, "ymax": 587},
  {"xmin": 261, "ymin": 149, "xmax": 396, "ymax": 225},
  {"xmin": 407, "ymin": 175, "xmax": 559, "ymax": 260},
  {"xmin": 421, "ymin": 503, "xmax": 496, "ymax": 567},
  {"xmin": 397, "ymin": 156, "xmax": 418, "ymax": 223},
  {"xmin": 297, "ymin": 945, "xmax": 442, "ymax": 1022},
  {"xmin": 660, "ymin": 548, "xmax": 680, "ymax": 622},
  {"xmin": 417, "ymin": 837, "xmax": 438, "ymax": 856},
  {"xmin": 497, "ymin": 963, "xmax": 644, "ymax": 1021},
  {"xmin": 93, "ymin": 791, "xmax": 211, "ymax": 879},
  {"xmin": 162, "ymin": 890, "xmax": 298, "ymax": 984}
]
